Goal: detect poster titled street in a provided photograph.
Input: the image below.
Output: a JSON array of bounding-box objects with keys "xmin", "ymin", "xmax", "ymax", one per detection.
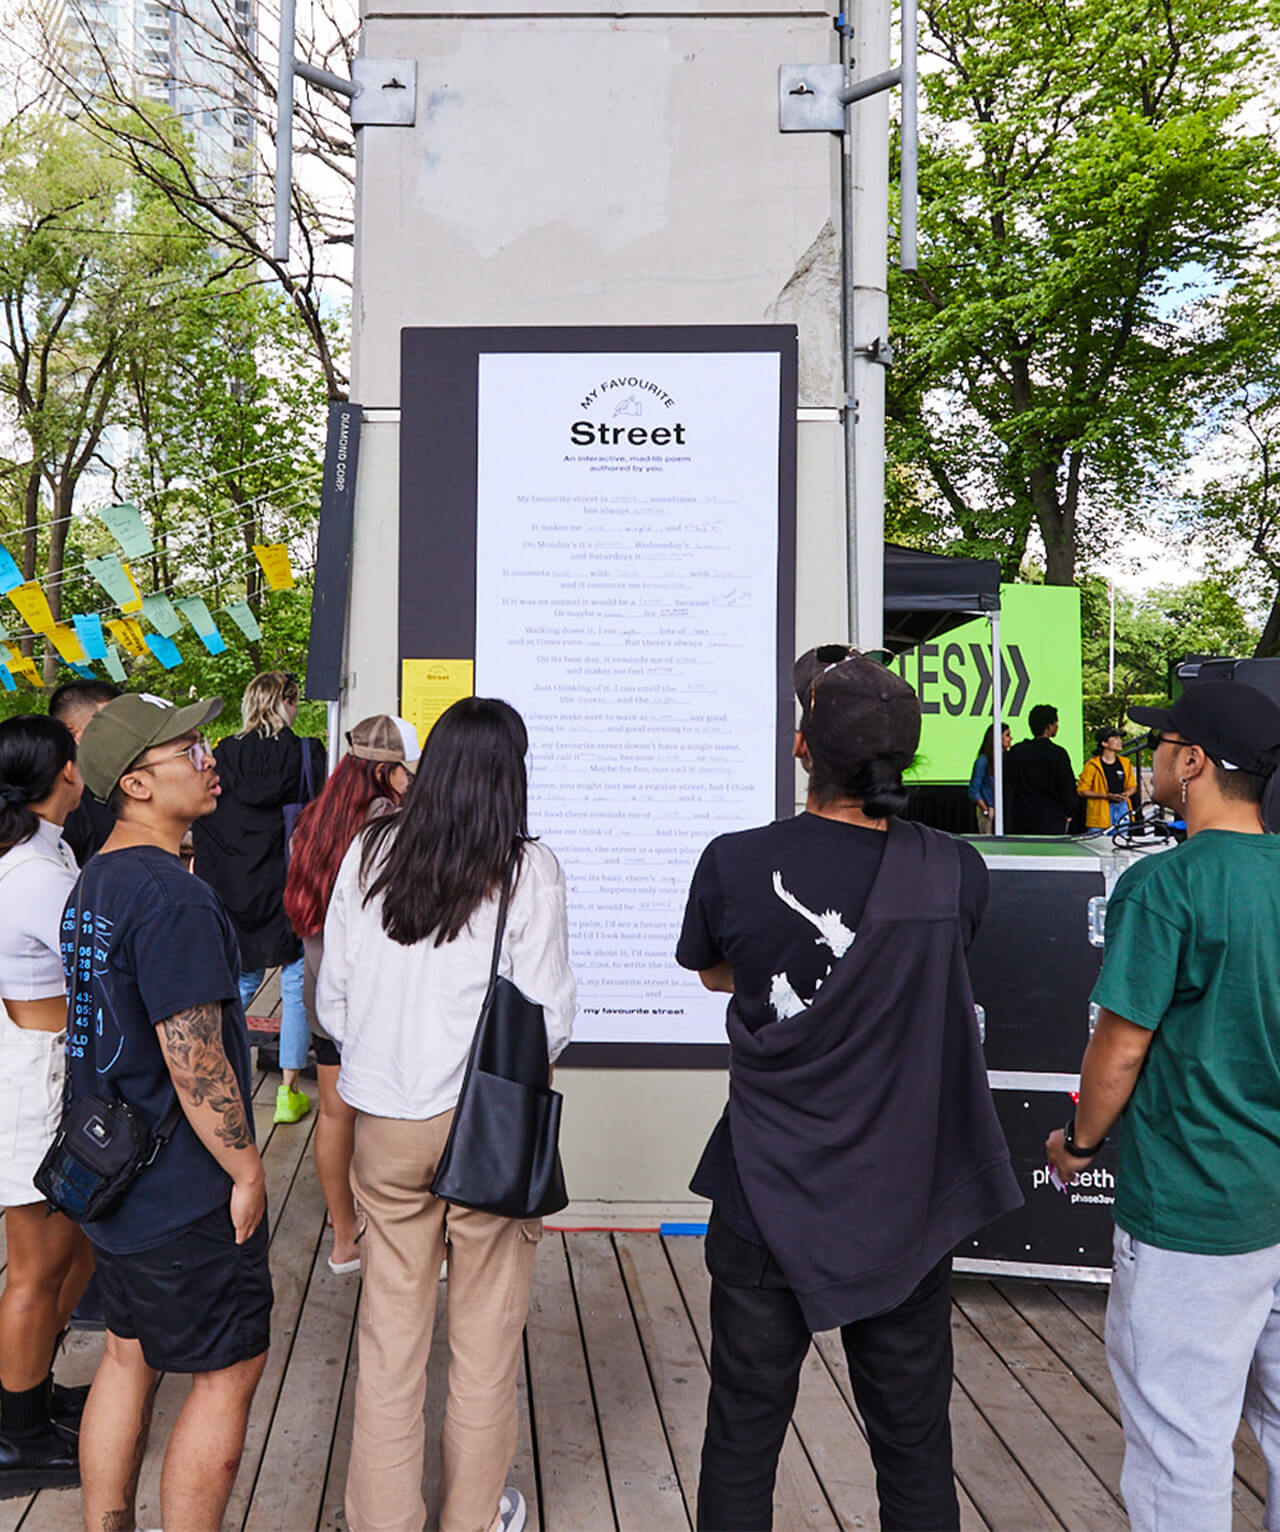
[
  {"xmin": 474, "ymin": 349, "xmax": 784, "ymax": 1046},
  {"xmin": 890, "ymin": 584, "xmax": 1083, "ymax": 782}
]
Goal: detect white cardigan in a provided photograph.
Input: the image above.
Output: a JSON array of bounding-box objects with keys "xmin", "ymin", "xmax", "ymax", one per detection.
[{"xmin": 317, "ymin": 835, "xmax": 576, "ymax": 1120}]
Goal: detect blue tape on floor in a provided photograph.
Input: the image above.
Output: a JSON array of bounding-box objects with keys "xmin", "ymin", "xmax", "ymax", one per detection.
[{"xmin": 660, "ymin": 1222, "xmax": 709, "ymax": 1236}]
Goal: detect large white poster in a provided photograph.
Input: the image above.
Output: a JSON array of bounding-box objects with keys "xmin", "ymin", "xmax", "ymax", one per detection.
[{"xmin": 475, "ymin": 350, "xmax": 782, "ymax": 1045}]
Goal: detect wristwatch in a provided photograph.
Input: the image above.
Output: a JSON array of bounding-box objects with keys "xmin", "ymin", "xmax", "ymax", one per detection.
[{"xmin": 1063, "ymin": 1118, "xmax": 1106, "ymax": 1160}]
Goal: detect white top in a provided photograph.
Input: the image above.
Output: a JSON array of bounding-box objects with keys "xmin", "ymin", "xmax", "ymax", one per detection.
[
  {"xmin": 0, "ymin": 819, "xmax": 77, "ymax": 1002},
  {"xmin": 318, "ymin": 835, "xmax": 576, "ymax": 1119}
]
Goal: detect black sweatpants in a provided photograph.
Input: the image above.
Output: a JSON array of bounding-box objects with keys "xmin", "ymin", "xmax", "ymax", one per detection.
[{"xmin": 696, "ymin": 1212, "xmax": 960, "ymax": 1532}]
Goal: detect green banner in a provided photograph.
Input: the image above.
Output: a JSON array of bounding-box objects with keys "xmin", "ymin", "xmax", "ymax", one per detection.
[{"xmin": 888, "ymin": 583, "xmax": 1083, "ymax": 782}]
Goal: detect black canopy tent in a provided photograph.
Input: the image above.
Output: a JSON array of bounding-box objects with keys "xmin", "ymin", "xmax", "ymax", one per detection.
[
  {"xmin": 882, "ymin": 543, "xmax": 1005, "ymax": 832},
  {"xmin": 883, "ymin": 542, "xmax": 1001, "ymax": 654}
]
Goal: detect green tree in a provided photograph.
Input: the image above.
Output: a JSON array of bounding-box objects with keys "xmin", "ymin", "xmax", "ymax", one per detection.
[{"xmin": 888, "ymin": 0, "xmax": 1280, "ymax": 585}]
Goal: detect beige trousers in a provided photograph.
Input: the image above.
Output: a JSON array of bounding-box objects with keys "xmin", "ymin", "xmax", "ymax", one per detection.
[{"xmin": 345, "ymin": 1109, "xmax": 541, "ymax": 1532}]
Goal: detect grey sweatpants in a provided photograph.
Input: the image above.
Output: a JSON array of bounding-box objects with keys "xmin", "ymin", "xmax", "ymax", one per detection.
[{"xmin": 1106, "ymin": 1226, "xmax": 1280, "ymax": 1531}]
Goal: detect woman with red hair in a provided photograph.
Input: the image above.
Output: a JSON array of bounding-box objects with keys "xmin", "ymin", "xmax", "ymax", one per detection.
[{"xmin": 284, "ymin": 715, "xmax": 418, "ymax": 1273}]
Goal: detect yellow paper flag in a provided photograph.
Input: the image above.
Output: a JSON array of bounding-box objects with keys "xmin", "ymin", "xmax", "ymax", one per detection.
[
  {"xmin": 253, "ymin": 543, "xmax": 294, "ymax": 591},
  {"xmin": 6, "ymin": 581, "xmax": 54, "ymax": 633},
  {"xmin": 107, "ymin": 618, "xmax": 147, "ymax": 657},
  {"xmin": 119, "ymin": 562, "xmax": 143, "ymax": 614},
  {"xmin": 9, "ymin": 653, "xmax": 43, "ymax": 687},
  {"xmin": 46, "ymin": 623, "xmax": 88, "ymax": 664}
]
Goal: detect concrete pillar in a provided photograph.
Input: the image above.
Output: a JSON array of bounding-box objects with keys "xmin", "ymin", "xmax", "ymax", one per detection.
[{"xmin": 346, "ymin": 0, "xmax": 846, "ymax": 1203}]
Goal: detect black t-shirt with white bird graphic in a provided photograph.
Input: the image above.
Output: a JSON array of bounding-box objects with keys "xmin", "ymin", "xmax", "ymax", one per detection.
[{"xmin": 677, "ymin": 812, "xmax": 988, "ymax": 1243}]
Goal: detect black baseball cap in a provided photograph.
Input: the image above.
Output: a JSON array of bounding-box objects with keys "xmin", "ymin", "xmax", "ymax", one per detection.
[
  {"xmin": 1129, "ymin": 682, "xmax": 1280, "ymax": 776},
  {"xmin": 794, "ymin": 644, "xmax": 921, "ymax": 764},
  {"xmin": 78, "ymin": 693, "xmax": 223, "ymax": 802}
]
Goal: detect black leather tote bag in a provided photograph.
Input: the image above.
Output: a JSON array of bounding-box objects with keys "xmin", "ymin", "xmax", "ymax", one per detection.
[{"xmin": 430, "ymin": 859, "xmax": 569, "ymax": 1219}]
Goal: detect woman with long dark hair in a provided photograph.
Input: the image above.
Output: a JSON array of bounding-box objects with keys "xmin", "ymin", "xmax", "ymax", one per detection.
[
  {"xmin": 0, "ymin": 716, "xmax": 95, "ymax": 1494},
  {"xmin": 317, "ymin": 697, "xmax": 575, "ymax": 1532},
  {"xmin": 192, "ymin": 671, "xmax": 325, "ymax": 1125},
  {"xmin": 283, "ymin": 715, "xmax": 417, "ymax": 1275},
  {"xmin": 967, "ymin": 721, "xmax": 1011, "ymax": 834}
]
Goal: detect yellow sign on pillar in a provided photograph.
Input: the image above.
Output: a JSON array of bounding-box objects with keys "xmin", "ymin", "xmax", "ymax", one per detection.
[
  {"xmin": 253, "ymin": 543, "xmax": 295, "ymax": 591},
  {"xmin": 400, "ymin": 659, "xmax": 475, "ymax": 746}
]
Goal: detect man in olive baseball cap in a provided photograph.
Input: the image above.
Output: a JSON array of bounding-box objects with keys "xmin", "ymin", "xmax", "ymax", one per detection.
[
  {"xmin": 77, "ymin": 693, "xmax": 223, "ymax": 804},
  {"xmin": 65, "ymin": 689, "xmax": 272, "ymax": 1532}
]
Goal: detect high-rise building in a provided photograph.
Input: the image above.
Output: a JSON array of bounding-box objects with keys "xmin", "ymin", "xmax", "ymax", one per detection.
[{"xmin": 60, "ymin": 0, "xmax": 256, "ymax": 172}]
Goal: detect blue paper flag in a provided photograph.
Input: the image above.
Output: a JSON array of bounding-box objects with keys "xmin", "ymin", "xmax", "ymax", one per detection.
[
  {"xmin": 70, "ymin": 663, "xmax": 97, "ymax": 680},
  {"xmin": 198, "ymin": 630, "xmax": 226, "ymax": 655},
  {"xmin": 0, "ymin": 546, "xmax": 22, "ymax": 596},
  {"xmin": 144, "ymin": 632, "xmax": 182, "ymax": 670},
  {"xmin": 72, "ymin": 613, "xmax": 108, "ymax": 660},
  {"xmin": 0, "ymin": 662, "xmax": 13, "ymax": 691}
]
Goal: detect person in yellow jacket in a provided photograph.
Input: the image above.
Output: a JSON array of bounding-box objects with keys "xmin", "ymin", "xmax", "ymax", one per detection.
[{"xmin": 1078, "ymin": 728, "xmax": 1138, "ymax": 829}]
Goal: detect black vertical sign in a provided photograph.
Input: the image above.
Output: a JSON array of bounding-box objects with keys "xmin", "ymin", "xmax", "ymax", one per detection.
[{"xmin": 306, "ymin": 401, "xmax": 362, "ymax": 701}]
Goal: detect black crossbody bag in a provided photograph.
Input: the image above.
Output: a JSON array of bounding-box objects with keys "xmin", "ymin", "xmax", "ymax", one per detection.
[
  {"xmin": 34, "ymin": 897, "xmax": 182, "ymax": 1225},
  {"xmin": 430, "ymin": 860, "xmax": 569, "ymax": 1219}
]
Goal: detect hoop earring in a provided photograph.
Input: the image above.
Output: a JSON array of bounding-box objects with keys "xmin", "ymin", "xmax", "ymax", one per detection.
[{"xmin": 1180, "ymin": 779, "xmax": 1188, "ymax": 806}]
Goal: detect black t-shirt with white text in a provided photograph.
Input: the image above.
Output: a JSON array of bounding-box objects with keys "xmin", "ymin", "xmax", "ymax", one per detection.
[
  {"xmin": 63, "ymin": 845, "xmax": 255, "ymax": 1255},
  {"xmin": 676, "ymin": 813, "xmax": 989, "ymax": 1243}
]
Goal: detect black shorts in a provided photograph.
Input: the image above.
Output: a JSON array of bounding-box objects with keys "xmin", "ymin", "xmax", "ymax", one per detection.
[
  {"xmin": 312, "ymin": 1031, "xmax": 340, "ymax": 1068},
  {"xmin": 94, "ymin": 1204, "xmax": 273, "ymax": 1373}
]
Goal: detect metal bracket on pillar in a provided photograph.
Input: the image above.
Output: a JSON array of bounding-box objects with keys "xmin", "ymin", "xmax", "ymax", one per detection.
[
  {"xmin": 853, "ymin": 337, "xmax": 895, "ymax": 367},
  {"xmin": 350, "ymin": 60, "xmax": 418, "ymax": 127}
]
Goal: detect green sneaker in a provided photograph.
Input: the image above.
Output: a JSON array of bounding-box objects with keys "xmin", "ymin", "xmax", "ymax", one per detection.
[{"xmin": 274, "ymin": 1083, "xmax": 312, "ymax": 1124}]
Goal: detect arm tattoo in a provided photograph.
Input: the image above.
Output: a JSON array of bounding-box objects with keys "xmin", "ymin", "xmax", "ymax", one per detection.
[{"xmin": 159, "ymin": 1002, "xmax": 253, "ymax": 1150}]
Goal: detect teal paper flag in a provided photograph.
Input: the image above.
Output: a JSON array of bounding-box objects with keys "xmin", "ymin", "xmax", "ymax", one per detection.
[
  {"xmin": 87, "ymin": 555, "xmax": 139, "ymax": 609},
  {"xmin": 175, "ymin": 596, "xmax": 217, "ymax": 637},
  {"xmin": 144, "ymin": 632, "xmax": 181, "ymax": 670},
  {"xmin": 223, "ymin": 600, "xmax": 261, "ymax": 642},
  {"xmin": 0, "ymin": 662, "xmax": 13, "ymax": 691},
  {"xmin": 72, "ymin": 613, "xmax": 107, "ymax": 660},
  {"xmin": 99, "ymin": 503, "xmax": 153, "ymax": 559},
  {"xmin": 0, "ymin": 546, "xmax": 22, "ymax": 595},
  {"xmin": 103, "ymin": 645, "xmax": 127, "ymax": 684},
  {"xmin": 141, "ymin": 592, "xmax": 181, "ymax": 638}
]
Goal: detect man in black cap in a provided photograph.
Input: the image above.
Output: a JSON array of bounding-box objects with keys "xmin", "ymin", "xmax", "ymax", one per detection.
[
  {"xmin": 66, "ymin": 694, "xmax": 271, "ymax": 1532},
  {"xmin": 678, "ymin": 645, "xmax": 1020, "ymax": 1531},
  {"xmin": 1048, "ymin": 680, "xmax": 1280, "ymax": 1532}
]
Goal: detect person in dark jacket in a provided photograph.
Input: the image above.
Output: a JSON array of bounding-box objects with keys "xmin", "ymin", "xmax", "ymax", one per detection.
[
  {"xmin": 192, "ymin": 672, "xmax": 325, "ymax": 1124},
  {"xmin": 48, "ymin": 680, "xmax": 121, "ymax": 865},
  {"xmin": 1004, "ymin": 703, "xmax": 1078, "ymax": 835},
  {"xmin": 677, "ymin": 644, "xmax": 1020, "ymax": 1532}
]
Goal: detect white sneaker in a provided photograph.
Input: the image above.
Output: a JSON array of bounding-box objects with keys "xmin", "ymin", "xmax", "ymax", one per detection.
[{"xmin": 498, "ymin": 1488, "xmax": 526, "ymax": 1532}]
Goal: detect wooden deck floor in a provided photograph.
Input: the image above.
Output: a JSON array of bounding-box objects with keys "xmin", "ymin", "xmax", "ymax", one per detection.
[{"xmin": 1, "ymin": 985, "xmax": 1272, "ymax": 1528}]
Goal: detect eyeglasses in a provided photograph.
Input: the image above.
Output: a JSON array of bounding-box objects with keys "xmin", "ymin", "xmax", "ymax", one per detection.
[
  {"xmin": 135, "ymin": 736, "xmax": 215, "ymax": 773},
  {"xmin": 1146, "ymin": 730, "xmax": 1197, "ymax": 755}
]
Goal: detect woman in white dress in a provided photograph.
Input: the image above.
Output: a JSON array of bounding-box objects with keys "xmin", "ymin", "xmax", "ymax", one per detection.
[{"xmin": 0, "ymin": 714, "xmax": 95, "ymax": 1495}]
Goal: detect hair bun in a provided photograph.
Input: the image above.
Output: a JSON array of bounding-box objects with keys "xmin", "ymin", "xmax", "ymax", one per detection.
[{"xmin": 0, "ymin": 783, "xmax": 29, "ymax": 806}]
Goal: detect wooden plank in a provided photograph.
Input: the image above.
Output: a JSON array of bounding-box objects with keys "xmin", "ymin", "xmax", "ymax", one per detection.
[
  {"xmin": 810, "ymin": 1329, "xmax": 987, "ymax": 1531},
  {"xmin": 525, "ymin": 1235, "xmax": 613, "ymax": 1530},
  {"xmin": 949, "ymin": 1380, "xmax": 1063, "ymax": 1531},
  {"xmin": 318, "ymin": 1320, "xmax": 359, "ymax": 1531},
  {"xmin": 515, "ymin": 1335, "xmax": 543, "ymax": 1532},
  {"xmin": 662, "ymin": 1234, "xmax": 839, "ymax": 1531},
  {"xmin": 614, "ymin": 1232, "xmax": 710, "ymax": 1523},
  {"xmin": 954, "ymin": 1281, "xmax": 1126, "ymax": 1506},
  {"xmin": 247, "ymin": 968, "xmax": 283, "ymax": 1020},
  {"xmin": 951, "ymin": 1306, "xmax": 1126, "ymax": 1531},
  {"xmin": 565, "ymin": 1232, "xmax": 687, "ymax": 1530},
  {"xmin": 1050, "ymin": 1283, "xmax": 1107, "ymax": 1341},
  {"xmin": 1001, "ymin": 1281, "xmax": 1269, "ymax": 1526},
  {"xmin": 243, "ymin": 1237, "xmax": 362, "ymax": 1531}
]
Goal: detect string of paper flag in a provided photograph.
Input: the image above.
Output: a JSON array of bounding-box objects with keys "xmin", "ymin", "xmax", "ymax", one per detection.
[{"xmin": 0, "ymin": 500, "xmax": 305, "ymax": 694}]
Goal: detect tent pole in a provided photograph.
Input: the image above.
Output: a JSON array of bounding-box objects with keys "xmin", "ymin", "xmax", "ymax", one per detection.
[{"xmin": 991, "ymin": 610, "xmax": 1004, "ymax": 835}]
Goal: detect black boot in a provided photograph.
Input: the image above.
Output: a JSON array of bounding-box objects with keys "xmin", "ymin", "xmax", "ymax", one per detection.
[{"xmin": 0, "ymin": 1380, "xmax": 79, "ymax": 1498}]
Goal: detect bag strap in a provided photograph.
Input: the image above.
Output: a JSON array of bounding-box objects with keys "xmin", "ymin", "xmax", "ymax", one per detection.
[
  {"xmin": 298, "ymin": 737, "xmax": 316, "ymax": 804},
  {"xmin": 453, "ymin": 853, "xmax": 519, "ymax": 1097}
]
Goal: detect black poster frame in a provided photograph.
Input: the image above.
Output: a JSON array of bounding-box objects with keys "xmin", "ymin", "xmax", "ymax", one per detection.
[{"xmin": 399, "ymin": 325, "xmax": 798, "ymax": 1067}]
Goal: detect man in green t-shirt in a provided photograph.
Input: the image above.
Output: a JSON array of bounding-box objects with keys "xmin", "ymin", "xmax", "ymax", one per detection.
[{"xmin": 1046, "ymin": 680, "xmax": 1280, "ymax": 1532}]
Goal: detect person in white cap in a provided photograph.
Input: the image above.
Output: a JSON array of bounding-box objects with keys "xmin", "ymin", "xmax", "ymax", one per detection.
[{"xmin": 283, "ymin": 715, "xmax": 418, "ymax": 1274}]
